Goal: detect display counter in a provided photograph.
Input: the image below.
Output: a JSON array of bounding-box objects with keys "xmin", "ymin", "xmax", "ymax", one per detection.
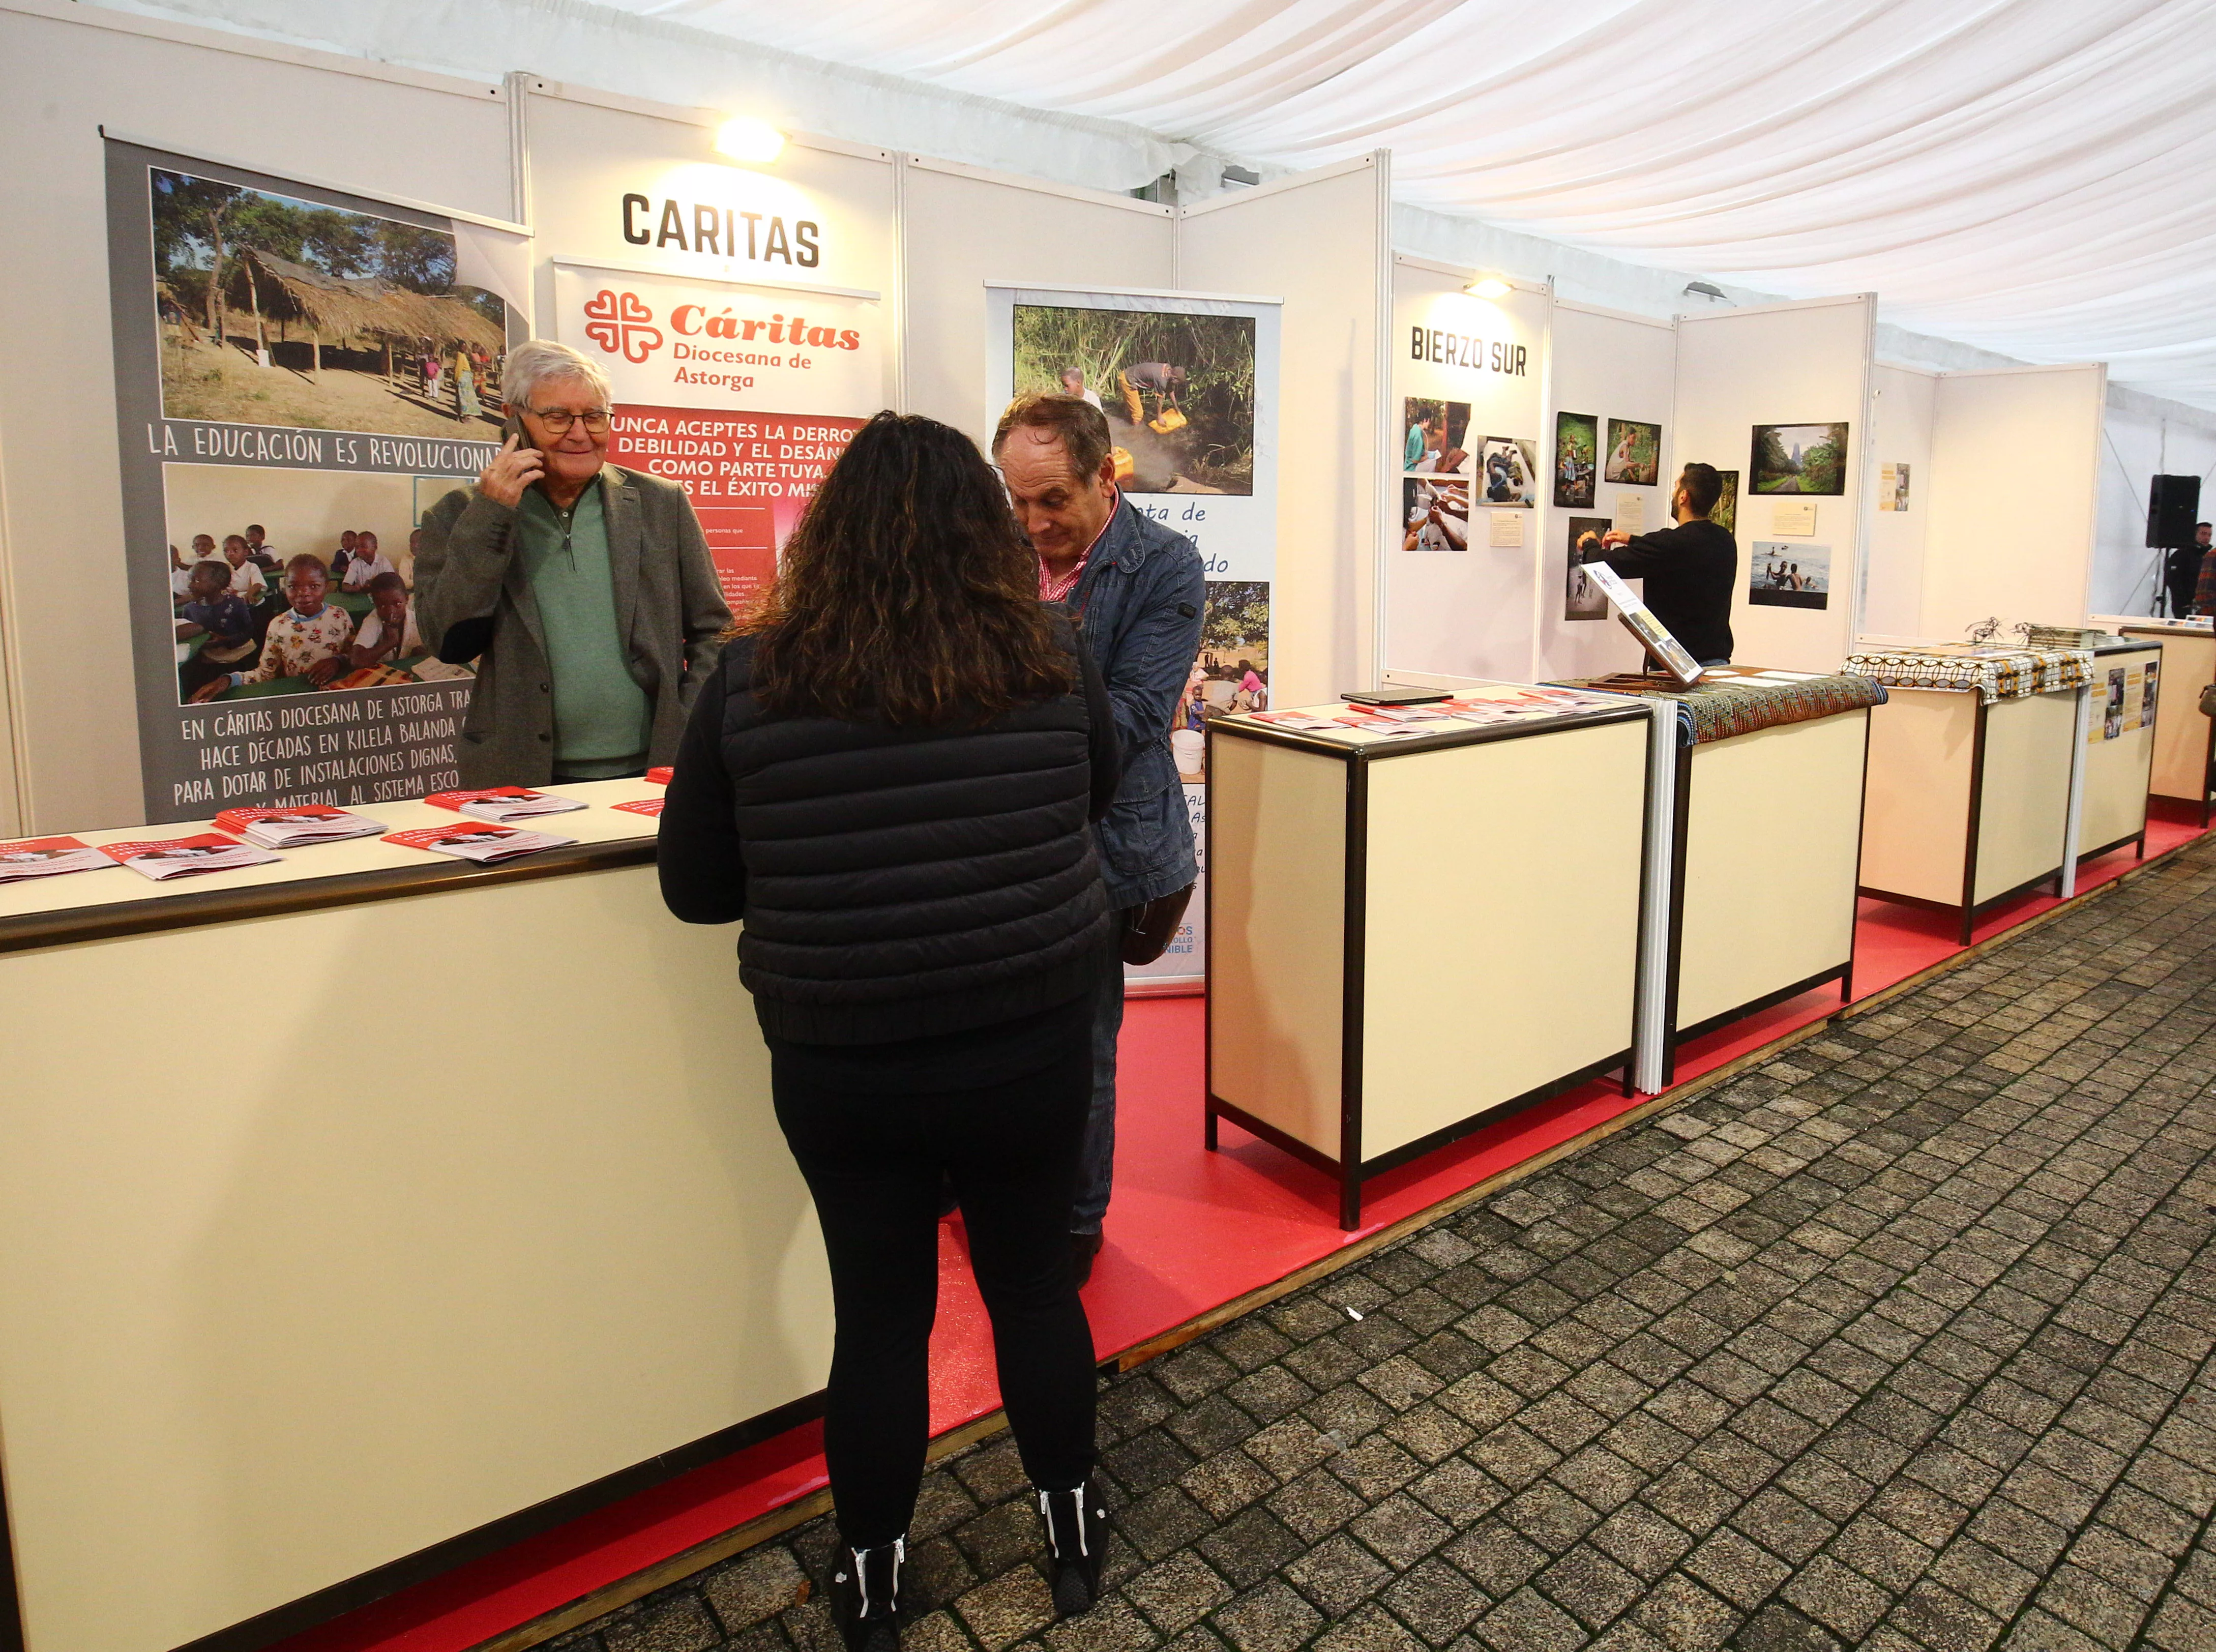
[
  {"xmin": 1553, "ymin": 668, "xmax": 1883, "ymax": 1085},
  {"xmin": 1845, "ymin": 642, "xmax": 2093, "ymax": 942},
  {"xmin": 1204, "ymin": 686, "xmax": 1653, "ymax": 1228},
  {"xmin": 2078, "ymin": 635, "xmax": 2160, "ymax": 865},
  {"xmin": 2095, "ymin": 616, "xmax": 2210, "ymax": 823},
  {"xmin": 0, "ymin": 783, "xmax": 828, "ymax": 1652}
]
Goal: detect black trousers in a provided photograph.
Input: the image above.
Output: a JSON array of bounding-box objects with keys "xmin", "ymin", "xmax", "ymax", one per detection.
[{"xmin": 772, "ymin": 1019, "xmax": 1099, "ymax": 1548}]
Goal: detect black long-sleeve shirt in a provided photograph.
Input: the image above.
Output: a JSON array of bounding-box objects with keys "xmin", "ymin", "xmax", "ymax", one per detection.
[{"xmin": 1585, "ymin": 518, "xmax": 1737, "ymax": 664}]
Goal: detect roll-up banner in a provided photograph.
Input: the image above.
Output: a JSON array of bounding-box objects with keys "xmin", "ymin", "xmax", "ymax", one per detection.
[
  {"xmin": 552, "ymin": 263, "xmax": 885, "ymax": 613},
  {"xmin": 987, "ymin": 285, "xmax": 1281, "ymax": 989},
  {"xmin": 107, "ymin": 139, "xmax": 530, "ymax": 822}
]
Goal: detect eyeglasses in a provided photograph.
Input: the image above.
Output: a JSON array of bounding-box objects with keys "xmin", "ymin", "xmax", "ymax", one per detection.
[{"xmin": 528, "ymin": 407, "xmax": 612, "ymax": 434}]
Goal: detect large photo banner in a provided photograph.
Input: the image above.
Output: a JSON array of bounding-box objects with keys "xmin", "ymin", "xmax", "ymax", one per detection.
[
  {"xmin": 553, "ymin": 263, "xmax": 884, "ymax": 614},
  {"xmin": 107, "ymin": 139, "xmax": 529, "ymax": 823},
  {"xmin": 987, "ymin": 285, "xmax": 1282, "ymax": 988}
]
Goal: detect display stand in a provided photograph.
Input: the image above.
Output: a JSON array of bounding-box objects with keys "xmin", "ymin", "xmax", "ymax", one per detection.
[
  {"xmin": 1848, "ymin": 645, "xmax": 2093, "ymax": 942},
  {"xmin": 2097, "ymin": 617, "xmax": 2212, "ymax": 823},
  {"xmin": 2078, "ymin": 635, "xmax": 2160, "ymax": 865},
  {"xmin": 1553, "ymin": 669, "xmax": 1881, "ymax": 1085},
  {"xmin": 1204, "ymin": 689, "xmax": 1653, "ymax": 1229}
]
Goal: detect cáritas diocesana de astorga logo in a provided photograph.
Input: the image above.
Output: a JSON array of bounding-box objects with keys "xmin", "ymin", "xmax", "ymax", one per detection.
[{"xmin": 581, "ymin": 289, "xmax": 863, "ymax": 365}]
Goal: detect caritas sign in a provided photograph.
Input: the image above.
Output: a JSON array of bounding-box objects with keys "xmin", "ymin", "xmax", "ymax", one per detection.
[{"xmin": 554, "ymin": 263, "xmax": 885, "ymax": 609}]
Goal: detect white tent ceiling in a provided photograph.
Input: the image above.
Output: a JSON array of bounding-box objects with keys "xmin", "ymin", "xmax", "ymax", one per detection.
[{"xmin": 605, "ymin": 0, "xmax": 2216, "ymax": 407}]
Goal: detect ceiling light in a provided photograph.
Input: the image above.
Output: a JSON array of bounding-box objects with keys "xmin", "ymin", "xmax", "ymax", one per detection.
[
  {"xmin": 1465, "ymin": 275, "xmax": 1513, "ymax": 300},
  {"xmin": 715, "ymin": 116, "xmax": 786, "ymax": 165}
]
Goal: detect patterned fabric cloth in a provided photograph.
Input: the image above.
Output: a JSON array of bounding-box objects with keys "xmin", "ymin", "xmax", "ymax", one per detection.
[
  {"xmin": 1840, "ymin": 644, "xmax": 2094, "ymax": 703},
  {"xmin": 1550, "ymin": 670, "xmax": 1888, "ymax": 746}
]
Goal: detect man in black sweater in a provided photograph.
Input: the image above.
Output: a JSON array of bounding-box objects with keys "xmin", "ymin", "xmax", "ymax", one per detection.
[{"xmin": 1579, "ymin": 462, "xmax": 1737, "ymax": 666}]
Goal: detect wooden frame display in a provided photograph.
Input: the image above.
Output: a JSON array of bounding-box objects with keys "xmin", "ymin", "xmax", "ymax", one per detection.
[
  {"xmin": 1857, "ymin": 686, "xmax": 2079, "ymax": 943},
  {"xmin": 1204, "ymin": 702, "xmax": 1652, "ymax": 1229},
  {"xmin": 1659, "ymin": 709, "xmax": 1872, "ymax": 1083}
]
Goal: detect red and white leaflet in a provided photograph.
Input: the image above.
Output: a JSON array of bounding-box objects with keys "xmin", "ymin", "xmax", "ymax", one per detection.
[
  {"xmin": 0, "ymin": 836, "xmax": 118, "ymax": 883},
  {"xmin": 214, "ymin": 805, "xmax": 383, "ymax": 848},
  {"xmin": 424, "ymin": 787, "xmax": 587, "ymax": 823},
  {"xmin": 101, "ymin": 833, "xmax": 281, "ymax": 880},
  {"xmin": 1369, "ymin": 705, "xmax": 1450, "ymax": 723},
  {"xmin": 645, "ymin": 766, "xmax": 674, "ymax": 785},
  {"xmin": 611, "ymin": 798, "xmax": 665, "ymax": 818},
  {"xmin": 383, "ymin": 824, "xmax": 577, "ymax": 863},
  {"xmin": 1249, "ymin": 712, "xmax": 1339, "ymax": 732}
]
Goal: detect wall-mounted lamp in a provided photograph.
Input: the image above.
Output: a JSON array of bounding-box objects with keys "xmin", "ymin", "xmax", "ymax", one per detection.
[
  {"xmin": 1464, "ymin": 275, "xmax": 1513, "ymax": 300},
  {"xmin": 1682, "ymin": 281, "xmax": 1728, "ymax": 302},
  {"xmin": 714, "ymin": 115, "xmax": 786, "ymax": 165}
]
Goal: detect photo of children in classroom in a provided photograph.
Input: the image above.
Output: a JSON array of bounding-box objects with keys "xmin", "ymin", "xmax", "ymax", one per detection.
[{"xmin": 165, "ymin": 462, "xmax": 476, "ymax": 704}]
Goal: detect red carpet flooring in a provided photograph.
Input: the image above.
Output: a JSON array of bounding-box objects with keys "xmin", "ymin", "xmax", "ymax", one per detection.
[{"xmin": 279, "ymin": 807, "xmax": 2202, "ymax": 1652}]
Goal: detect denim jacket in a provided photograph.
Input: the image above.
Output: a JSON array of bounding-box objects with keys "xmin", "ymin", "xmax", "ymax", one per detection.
[{"xmin": 1063, "ymin": 496, "xmax": 1207, "ymax": 909}]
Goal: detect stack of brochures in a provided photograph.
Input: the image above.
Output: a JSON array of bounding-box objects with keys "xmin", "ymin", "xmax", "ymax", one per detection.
[
  {"xmin": 100, "ymin": 833, "xmax": 282, "ymax": 880},
  {"xmin": 384, "ymin": 824, "xmax": 577, "ymax": 864},
  {"xmin": 425, "ymin": 787, "xmax": 588, "ymax": 824},
  {"xmin": 0, "ymin": 837, "xmax": 119, "ymax": 883},
  {"xmin": 214, "ymin": 805, "xmax": 385, "ymax": 848}
]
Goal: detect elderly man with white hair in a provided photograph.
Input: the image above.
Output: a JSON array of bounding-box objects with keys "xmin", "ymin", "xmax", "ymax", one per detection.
[{"xmin": 415, "ymin": 339, "xmax": 730, "ymax": 787}]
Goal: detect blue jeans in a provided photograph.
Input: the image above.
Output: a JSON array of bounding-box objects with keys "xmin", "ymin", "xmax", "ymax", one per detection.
[
  {"xmin": 1071, "ymin": 933, "xmax": 1125, "ymax": 1235},
  {"xmin": 1697, "ymin": 657, "xmax": 1732, "ymax": 669}
]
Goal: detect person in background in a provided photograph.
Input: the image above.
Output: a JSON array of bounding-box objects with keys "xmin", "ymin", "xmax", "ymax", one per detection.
[
  {"xmin": 218, "ymin": 535, "xmax": 268, "ymax": 604},
  {"xmin": 1116, "ymin": 361, "xmax": 1186, "ymax": 429},
  {"xmin": 349, "ymin": 571, "xmax": 423, "ymax": 670},
  {"xmin": 171, "ymin": 534, "xmax": 219, "ymax": 601},
  {"xmin": 2185, "ymin": 523, "xmax": 2216, "ymax": 616},
  {"xmin": 175, "ymin": 559, "xmax": 258, "ymax": 700},
  {"xmin": 190, "ymin": 555, "xmax": 351, "ymax": 699},
  {"xmin": 329, "ymin": 529, "xmax": 360, "ymax": 584},
  {"xmin": 1405, "ymin": 408, "xmax": 1431, "ymax": 470},
  {"xmin": 339, "ymin": 529, "xmax": 396, "ymax": 594},
  {"xmin": 658, "ymin": 412, "xmax": 1122, "ymax": 1649},
  {"xmin": 243, "ymin": 523, "xmax": 281, "ymax": 573},
  {"xmin": 400, "ymin": 526, "xmax": 422, "ymax": 588},
  {"xmin": 1057, "ymin": 367, "xmax": 1103, "ymax": 411},
  {"xmin": 415, "ymin": 338, "xmax": 729, "ymax": 786},
  {"xmin": 1236, "ymin": 660, "xmax": 1266, "ymax": 712},
  {"xmin": 1579, "ymin": 462, "xmax": 1737, "ymax": 667},
  {"xmin": 992, "ymin": 393, "xmax": 1204, "ymax": 1282}
]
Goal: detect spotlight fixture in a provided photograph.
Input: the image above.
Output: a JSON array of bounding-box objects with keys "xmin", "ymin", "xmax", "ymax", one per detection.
[
  {"xmin": 1465, "ymin": 275, "xmax": 1513, "ymax": 300},
  {"xmin": 1683, "ymin": 281, "xmax": 1727, "ymax": 302},
  {"xmin": 714, "ymin": 115, "xmax": 786, "ymax": 165}
]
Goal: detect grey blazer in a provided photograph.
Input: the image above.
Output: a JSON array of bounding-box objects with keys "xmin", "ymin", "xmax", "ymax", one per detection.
[{"xmin": 415, "ymin": 464, "xmax": 731, "ymax": 788}]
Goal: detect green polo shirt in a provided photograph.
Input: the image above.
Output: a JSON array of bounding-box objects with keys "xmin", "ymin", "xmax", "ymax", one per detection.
[{"xmin": 515, "ymin": 478, "xmax": 651, "ymax": 779}]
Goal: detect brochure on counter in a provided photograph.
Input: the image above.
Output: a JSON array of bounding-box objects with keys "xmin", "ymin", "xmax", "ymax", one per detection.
[
  {"xmin": 100, "ymin": 833, "xmax": 282, "ymax": 880},
  {"xmin": 213, "ymin": 804, "xmax": 384, "ymax": 848},
  {"xmin": 384, "ymin": 824, "xmax": 578, "ymax": 864},
  {"xmin": 1245, "ymin": 685, "xmax": 1627, "ymax": 744},
  {"xmin": 424, "ymin": 787, "xmax": 588, "ymax": 823},
  {"xmin": 645, "ymin": 766, "xmax": 673, "ymax": 785},
  {"xmin": 0, "ymin": 836, "xmax": 120, "ymax": 883},
  {"xmin": 611, "ymin": 798, "xmax": 665, "ymax": 818}
]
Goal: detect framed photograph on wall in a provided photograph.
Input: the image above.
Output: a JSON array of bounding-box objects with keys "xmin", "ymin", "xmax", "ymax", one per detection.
[
  {"xmin": 1553, "ymin": 411, "xmax": 1597, "ymax": 508},
  {"xmin": 1750, "ymin": 422, "xmax": 1850, "ymax": 495},
  {"xmin": 1748, "ymin": 540, "xmax": 1831, "ymax": 609},
  {"xmin": 1401, "ymin": 397, "xmax": 1472, "ymax": 475},
  {"xmin": 1564, "ymin": 516, "xmax": 1610, "ymax": 620},
  {"xmin": 1602, "ymin": 418, "xmax": 1660, "ymax": 485},
  {"xmin": 1478, "ymin": 436, "xmax": 1537, "ymax": 506}
]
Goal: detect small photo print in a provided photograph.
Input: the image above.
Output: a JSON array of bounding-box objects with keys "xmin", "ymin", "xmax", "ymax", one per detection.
[
  {"xmin": 1553, "ymin": 411, "xmax": 1598, "ymax": 509},
  {"xmin": 2105, "ymin": 667, "xmax": 2126, "ymax": 741},
  {"xmin": 1748, "ymin": 540, "xmax": 1831, "ymax": 609},
  {"xmin": 1603, "ymin": 419, "xmax": 1661, "ymax": 486},
  {"xmin": 1402, "ymin": 398, "xmax": 1472, "ymax": 475},
  {"xmin": 1478, "ymin": 437, "xmax": 1537, "ymax": 507},
  {"xmin": 1878, "ymin": 461, "xmax": 1911, "ymax": 512},
  {"xmin": 1402, "ymin": 477, "xmax": 1470, "ymax": 551},
  {"xmin": 1175, "ymin": 580, "xmax": 1272, "ymax": 783},
  {"xmin": 1711, "ymin": 469, "xmax": 1739, "ymax": 535},
  {"xmin": 1751, "ymin": 422, "xmax": 1850, "ymax": 495},
  {"xmin": 1564, "ymin": 516, "xmax": 1611, "ymax": 621}
]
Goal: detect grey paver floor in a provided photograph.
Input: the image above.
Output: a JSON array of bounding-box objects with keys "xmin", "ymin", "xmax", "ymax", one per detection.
[{"xmin": 554, "ymin": 840, "xmax": 2216, "ymax": 1652}]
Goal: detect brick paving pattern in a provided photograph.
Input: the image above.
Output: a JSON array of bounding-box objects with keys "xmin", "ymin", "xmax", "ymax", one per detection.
[{"xmin": 554, "ymin": 843, "xmax": 2216, "ymax": 1652}]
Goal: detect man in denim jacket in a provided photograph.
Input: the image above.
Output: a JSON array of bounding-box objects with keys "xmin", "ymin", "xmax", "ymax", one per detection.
[{"xmin": 995, "ymin": 395, "xmax": 1205, "ymax": 1282}]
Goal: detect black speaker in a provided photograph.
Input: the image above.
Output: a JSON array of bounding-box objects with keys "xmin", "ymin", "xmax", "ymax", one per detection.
[{"xmin": 2148, "ymin": 474, "xmax": 2201, "ymax": 547}]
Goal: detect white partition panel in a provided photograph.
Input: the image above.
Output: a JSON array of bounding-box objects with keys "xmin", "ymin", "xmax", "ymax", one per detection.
[
  {"xmin": 1863, "ymin": 364, "xmax": 1938, "ymax": 637},
  {"xmin": 1382, "ymin": 257, "xmax": 1549, "ymax": 683},
  {"xmin": 901, "ymin": 158, "xmax": 1174, "ymax": 443},
  {"xmin": 1674, "ymin": 295, "xmax": 1876, "ymax": 670},
  {"xmin": 1536, "ymin": 302, "xmax": 1675, "ymax": 682},
  {"xmin": 1180, "ymin": 158, "xmax": 1390, "ymax": 704},
  {"xmin": 0, "ymin": 1, "xmax": 514, "ymax": 833},
  {"xmin": 1922, "ymin": 364, "xmax": 2106, "ymax": 640}
]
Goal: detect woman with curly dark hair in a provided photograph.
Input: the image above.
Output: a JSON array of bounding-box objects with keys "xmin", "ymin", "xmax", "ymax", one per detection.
[{"xmin": 658, "ymin": 412, "xmax": 1119, "ymax": 1650}]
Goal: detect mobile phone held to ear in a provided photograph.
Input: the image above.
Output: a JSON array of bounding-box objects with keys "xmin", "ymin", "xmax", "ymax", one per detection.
[{"xmin": 501, "ymin": 411, "xmax": 530, "ymax": 448}]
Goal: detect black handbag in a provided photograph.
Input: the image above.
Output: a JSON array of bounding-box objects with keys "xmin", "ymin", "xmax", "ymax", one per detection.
[{"xmin": 1120, "ymin": 883, "xmax": 1196, "ymax": 965}]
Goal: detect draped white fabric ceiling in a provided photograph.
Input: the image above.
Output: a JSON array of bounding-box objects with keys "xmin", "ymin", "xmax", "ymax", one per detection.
[{"xmin": 605, "ymin": 0, "xmax": 2216, "ymax": 406}]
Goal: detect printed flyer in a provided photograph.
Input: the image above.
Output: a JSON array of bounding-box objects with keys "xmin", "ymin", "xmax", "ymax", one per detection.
[
  {"xmin": 106, "ymin": 139, "xmax": 529, "ymax": 822},
  {"xmin": 554, "ymin": 262, "xmax": 884, "ymax": 613},
  {"xmin": 988, "ymin": 285, "xmax": 1282, "ymax": 986}
]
